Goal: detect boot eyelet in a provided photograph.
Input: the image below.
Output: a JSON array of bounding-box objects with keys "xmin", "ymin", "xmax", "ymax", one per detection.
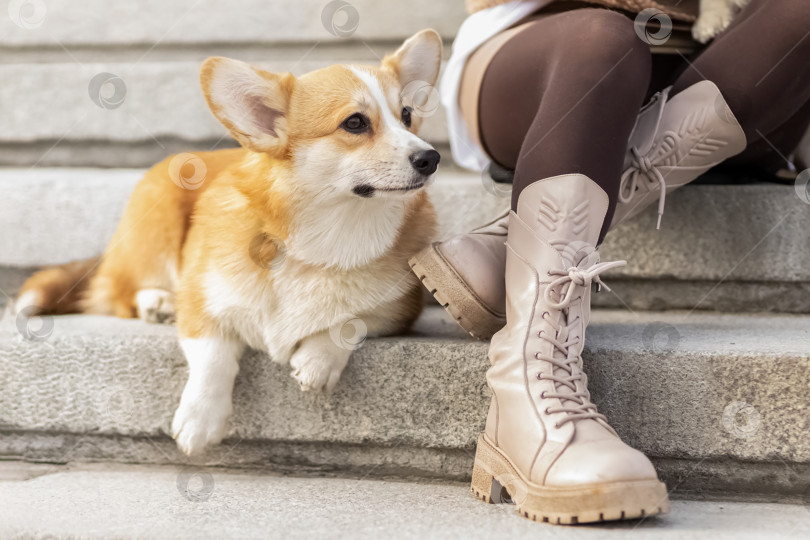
[
  {"xmin": 540, "ymin": 390, "xmax": 546, "ymax": 398},
  {"xmin": 544, "ymin": 407, "xmax": 551, "ymax": 415},
  {"xmin": 534, "ymin": 352, "xmax": 541, "ymax": 360},
  {"xmin": 554, "ymin": 423, "xmax": 561, "ymax": 429},
  {"xmin": 537, "ymin": 330, "xmax": 543, "ymax": 338},
  {"xmin": 542, "ymin": 311, "xmax": 549, "ymax": 319}
]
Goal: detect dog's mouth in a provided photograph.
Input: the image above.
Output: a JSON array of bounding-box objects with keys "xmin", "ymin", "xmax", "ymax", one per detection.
[{"xmin": 352, "ymin": 182, "xmax": 426, "ymax": 198}]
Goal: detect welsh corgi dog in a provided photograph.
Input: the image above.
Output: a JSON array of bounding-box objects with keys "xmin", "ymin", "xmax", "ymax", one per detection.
[{"xmin": 15, "ymin": 29, "xmax": 442, "ymax": 456}]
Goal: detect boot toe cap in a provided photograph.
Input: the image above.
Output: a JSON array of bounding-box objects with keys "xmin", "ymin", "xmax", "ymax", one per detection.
[{"xmin": 544, "ymin": 439, "xmax": 659, "ymax": 487}]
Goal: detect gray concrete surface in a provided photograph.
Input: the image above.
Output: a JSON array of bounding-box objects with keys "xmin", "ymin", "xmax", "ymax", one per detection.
[
  {"xmin": 6, "ymin": 431, "xmax": 809, "ymax": 501},
  {"xmin": 2, "ymin": 307, "xmax": 809, "ymax": 480},
  {"xmin": 0, "ymin": 0, "xmax": 467, "ymax": 46},
  {"xmin": 589, "ymin": 278, "xmax": 810, "ymax": 314},
  {"xmin": 1, "ymin": 461, "xmax": 809, "ymax": 540},
  {"xmin": 0, "ymin": 0, "xmax": 465, "ymax": 167},
  {"xmin": 0, "ymin": 60, "xmax": 451, "ymax": 147},
  {"xmin": 0, "ymin": 168, "xmax": 142, "ymax": 267},
  {"xmin": 601, "ymin": 184, "xmax": 810, "ymax": 283}
]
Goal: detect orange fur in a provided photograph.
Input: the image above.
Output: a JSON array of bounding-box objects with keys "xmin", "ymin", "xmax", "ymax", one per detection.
[
  {"xmin": 16, "ymin": 258, "xmax": 98, "ymax": 315},
  {"xmin": 174, "ymin": 151, "xmax": 294, "ymax": 338},
  {"xmin": 84, "ymin": 148, "xmax": 249, "ymax": 318}
]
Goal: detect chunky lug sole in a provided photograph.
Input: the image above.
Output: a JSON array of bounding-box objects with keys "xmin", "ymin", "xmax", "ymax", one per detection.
[
  {"xmin": 409, "ymin": 243, "xmax": 505, "ymax": 340},
  {"xmin": 470, "ymin": 435, "xmax": 670, "ymax": 525}
]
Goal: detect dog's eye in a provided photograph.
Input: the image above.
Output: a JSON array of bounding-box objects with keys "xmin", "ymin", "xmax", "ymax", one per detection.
[
  {"xmin": 341, "ymin": 113, "xmax": 370, "ymax": 134},
  {"xmin": 401, "ymin": 106, "xmax": 413, "ymax": 128}
]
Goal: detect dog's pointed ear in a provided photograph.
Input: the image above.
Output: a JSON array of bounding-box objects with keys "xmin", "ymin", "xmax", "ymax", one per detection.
[
  {"xmin": 200, "ymin": 57, "xmax": 295, "ymax": 156},
  {"xmin": 383, "ymin": 29, "xmax": 442, "ymax": 88}
]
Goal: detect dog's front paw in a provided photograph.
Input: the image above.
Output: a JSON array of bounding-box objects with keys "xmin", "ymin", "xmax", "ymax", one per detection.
[
  {"xmin": 692, "ymin": 3, "xmax": 734, "ymax": 43},
  {"xmin": 136, "ymin": 288, "xmax": 175, "ymax": 324},
  {"xmin": 290, "ymin": 349, "xmax": 346, "ymax": 392},
  {"xmin": 171, "ymin": 395, "xmax": 232, "ymax": 456}
]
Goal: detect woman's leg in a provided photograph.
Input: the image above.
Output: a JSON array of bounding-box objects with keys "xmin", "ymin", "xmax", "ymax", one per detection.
[
  {"xmin": 672, "ymin": 0, "xmax": 810, "ymax": 143},
  {"xmin": 478, "ymin": 8, "xmax": 652, "ymax": 243},
  {"xmin": 407, "ymin": 9, "xmax": 650, "ymax": 340},
  {"xmin": 724, "ymin": 99, "xmax": 810, "ymax": 171}
]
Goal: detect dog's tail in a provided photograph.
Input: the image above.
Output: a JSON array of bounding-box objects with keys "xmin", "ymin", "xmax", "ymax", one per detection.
[{"xmin": 14, "ymin": 257, "xmax": 100, "ymax": 316}]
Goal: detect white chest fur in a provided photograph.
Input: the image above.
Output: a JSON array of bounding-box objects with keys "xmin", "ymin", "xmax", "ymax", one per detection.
[
  {"xmin": 285, "ymin": 193, "xmax": 408, "ymax": 270},
  {"xmin": 202, "ymin": 205, "xmax": 415, "ymax": 363}
]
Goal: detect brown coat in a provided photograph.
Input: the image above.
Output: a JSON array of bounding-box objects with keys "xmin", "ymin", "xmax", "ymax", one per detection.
[{"xmin": 465, "ymin": 0, "xmax": 699, "ymax": 21}]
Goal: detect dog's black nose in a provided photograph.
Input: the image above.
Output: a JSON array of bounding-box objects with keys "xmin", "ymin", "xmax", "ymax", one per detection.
[{"xmin": 409, "ymin": 149, "xmax": 440, "ymax": 176}]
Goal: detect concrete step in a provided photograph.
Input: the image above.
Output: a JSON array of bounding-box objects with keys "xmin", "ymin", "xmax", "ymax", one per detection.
[
  {"xmin": 0, "ymin": 59, "xmax": 452, "ymax": 168},
  {"xmin": 2, "ymin": 461, "xmax": 809, "ymax": 540},
  {"xmin": 2, "ymin": 168, "xmax": 809, "ymax": 313},
  {"xmin": 1, "ymin": 0, "xmax": 467, "ymax": 48},
  {"xmin": 0, "ymin": 0, "xmax": 466, "ymax": 167},
  {"xmin": 2, "ymin": 306, "xmax": 809, "ymax": 500}
]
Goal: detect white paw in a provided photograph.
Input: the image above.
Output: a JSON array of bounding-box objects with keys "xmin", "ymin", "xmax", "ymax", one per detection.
[
  {"xmin": 290, "ymin": 349, "xmax": 346, "ymax": 392},
  {"xmin": 136, "ymin": 288, "xmax": 175, "ymax": 324},
  {"xmin": 692, "ymin": 4, "xmax": 734, "ymax": 43},
  {"xmin": 171, "ymin": 395, "xmax": 232, "ymax": 456}
]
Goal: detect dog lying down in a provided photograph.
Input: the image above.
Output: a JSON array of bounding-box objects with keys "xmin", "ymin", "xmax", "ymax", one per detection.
[{"xmin": 15, "ymin": 29, "xmax": 442, "ymax": 456}]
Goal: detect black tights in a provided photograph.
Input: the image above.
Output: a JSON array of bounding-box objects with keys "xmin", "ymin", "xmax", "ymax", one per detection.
[{"xmin": 478, "ymin": 0, "xmax": 810, "ymax": 243}]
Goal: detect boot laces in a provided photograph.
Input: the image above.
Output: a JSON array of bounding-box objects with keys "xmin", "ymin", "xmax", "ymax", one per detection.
[
  {"xmin": 535, "ymin": 260, "xmax": 626, "ymax": 429},
  {"xmin": 619, "ymin": 143, "xmax": 676, "ymax": 230}
]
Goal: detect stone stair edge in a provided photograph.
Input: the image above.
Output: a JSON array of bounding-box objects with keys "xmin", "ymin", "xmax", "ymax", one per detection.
[
  {"xmin": 0, "ymin": 0, "xmax": 469, "ymax": 47},
  {"xmin": 2, "ymin": 308, "xmax": 808, "ymax": 459}
]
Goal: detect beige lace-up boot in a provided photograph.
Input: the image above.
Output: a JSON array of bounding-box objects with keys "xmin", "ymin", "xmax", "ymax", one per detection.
[
  {"xmin": 409, "ymin": 80, "xmax": 746, "ymax": 339},
  {"xmin": 470, "ymin": 174, "xmax": 668, "ymax": 524},
  {"xmin": 409, "ymin": 211, "xmax": 508, "ymax": 339},
  {"xmin": 612, "ymin": 80, "xmax": 746, "ymax": 228}
]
